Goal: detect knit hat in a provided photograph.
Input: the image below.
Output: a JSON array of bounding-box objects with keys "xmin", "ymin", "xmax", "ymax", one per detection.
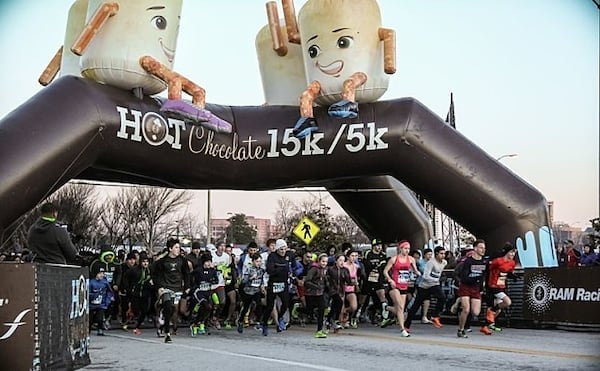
[
  {"xmin": 126, "ymin": 252, "xmax": 137, "ymax": 260},
  {"xmin": 92, "ymin": 265, "xmax": 105, "ymax": 276},
  {"xmin": 275, "ymin": 239, "xmax": 287, "ymax": 250}
]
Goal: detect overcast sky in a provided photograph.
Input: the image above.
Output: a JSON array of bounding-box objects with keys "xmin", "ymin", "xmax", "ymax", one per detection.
[{"xmin": 0, "ymin": 0, "xmax": 598, "ymax": 229}]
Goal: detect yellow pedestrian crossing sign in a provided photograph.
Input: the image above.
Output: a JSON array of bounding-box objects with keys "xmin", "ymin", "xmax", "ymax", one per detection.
[{"xmin": 293, "ymin": 216, "xmax": 320, "ymax": 245}]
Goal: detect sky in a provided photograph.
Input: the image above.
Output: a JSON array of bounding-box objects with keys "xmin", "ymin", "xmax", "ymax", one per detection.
[{"xmin": 0, "ymin": 0, "xmax": 598, "ymax": 229}]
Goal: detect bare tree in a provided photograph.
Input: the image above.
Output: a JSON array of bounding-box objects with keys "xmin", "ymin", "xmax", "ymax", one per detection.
[
  {"xmin": 274, "ymin": 196, "xmax": 300, "ymax": 236},
  {"xmin": 134, "ymin": 187, "xmax": 193, "ymax": 253}
]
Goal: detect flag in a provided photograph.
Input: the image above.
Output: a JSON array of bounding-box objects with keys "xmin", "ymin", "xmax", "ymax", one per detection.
[{"xmin": 445, "ymin": 92, "xmax": 455, "ymax": 129}]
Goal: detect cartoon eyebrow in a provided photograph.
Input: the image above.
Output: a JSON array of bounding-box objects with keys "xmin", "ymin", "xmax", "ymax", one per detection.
[
  {"xmin": 307, "ymin": 34, "xmax": 319, "ymax": 43},
  {"xmin": 146, "ymin": 6, "xmax": 166, "ymax": 11},
  {"xmin": 332, "ymin": 28, "xmax": 350, "ymax": 33}
]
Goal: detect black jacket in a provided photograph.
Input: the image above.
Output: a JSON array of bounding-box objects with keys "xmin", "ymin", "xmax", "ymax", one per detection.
[{"xmin": 27, "ymin": 217, "xmax": 78, "ymax": 264}]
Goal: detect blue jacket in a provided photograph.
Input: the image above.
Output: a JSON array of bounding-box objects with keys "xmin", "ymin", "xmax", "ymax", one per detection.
[
  {"xmin": 580, "ymin": 252, "xmax": 598, "ymax": 266},
  {"xmin": 89, "ymin": 277, "xmax": 114, "ymax": 310}
]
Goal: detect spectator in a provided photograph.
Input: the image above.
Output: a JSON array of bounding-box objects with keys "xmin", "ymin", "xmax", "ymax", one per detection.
[
  {"xmin": 564, "ymin": 240, "xmax": 580, "ymax": 267},
  {"xmin": 579, "ymin": 244, "xmax": 598, "ymax": 267},
  {"xmin": 27, "ymin": 202, "xmax": 79, "ymax": 264},
  {"xmin": 556, "ymin": 245, "xmax": 568, "ymax": 267}
]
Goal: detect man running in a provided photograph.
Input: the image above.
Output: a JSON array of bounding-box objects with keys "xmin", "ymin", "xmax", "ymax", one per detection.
[
  {"xmin": 152, "ymin": 238, "xmax": 191, "ymax": 343},
  {"xmin": 484, "ymin": 242, "xmax": 517, "ymax": 332},
  {"xmin": 456, "ymin": 239, "xmax": 488, "ymax": 338}
]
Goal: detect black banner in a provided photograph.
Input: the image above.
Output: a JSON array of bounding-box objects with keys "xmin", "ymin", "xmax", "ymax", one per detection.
[
  {"xmin": 523, "ymin": 267, "xmax": 600, "ymax": 325},
  {"xmin": 0, "ymin": 263, "xmax": 90, "ymax": 370}
]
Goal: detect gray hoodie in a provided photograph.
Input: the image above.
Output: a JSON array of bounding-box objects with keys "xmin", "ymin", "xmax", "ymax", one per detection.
[{"xmin": 27, "ymin": 218, "xmax": 78, "ymax": 264}]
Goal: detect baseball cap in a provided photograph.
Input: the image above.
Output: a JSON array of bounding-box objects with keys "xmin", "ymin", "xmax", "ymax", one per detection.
[{"xmin": 371, "ymin": 238, "xmax": 383, "ymax": 246}]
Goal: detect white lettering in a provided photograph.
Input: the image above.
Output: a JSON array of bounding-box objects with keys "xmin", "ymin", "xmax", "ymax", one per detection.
[
  {"xmin": 267, "ymin": 129, "xmax": 280, "ymax": 157},
  {"xmin": 116, "ymin": 106, "xmax": 142, "ymax": 141},
  {"xmin": 366, "ymin": 122, "xmax": 388, "ymax": 150},
  {"xmin": 281, "ymin": 129, "xmax": 301, "ymax": 157},
  {"xmin": 345, "ymin": 123, "xmax": 366, "ymax": 153},
  {"xmin": 302, "ymin": 133, "xmax": 324, "ymax": 156}
]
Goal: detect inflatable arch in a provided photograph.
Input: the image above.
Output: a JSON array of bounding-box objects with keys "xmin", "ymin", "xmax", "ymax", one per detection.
[{"xmin": 0, "ymin": 0, "xmax": 554, "ymax": 267}]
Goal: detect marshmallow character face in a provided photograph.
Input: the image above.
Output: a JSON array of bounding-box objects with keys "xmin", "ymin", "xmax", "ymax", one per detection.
[
  {"xmin": 81, "ymin": 0, "xmax": 183, "ymax": 94},
  {"xmin": 255, "ymin": 22, "xmax": 306, "ymax": 106},
  {"xmin": 298, "ymin": 0, "xmax": 388, "ymax": 106},
  {"xmin": 60, "ymin": 0, "xmax": 88, "ymax": 78}
]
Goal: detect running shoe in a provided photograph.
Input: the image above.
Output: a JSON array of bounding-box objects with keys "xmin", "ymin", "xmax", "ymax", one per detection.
[
  {"xmin": 421, "ymin": 318, "xmax": 432, "ymax": 324},
  {"xmin": 198, "ymin": 323, "xmax": 206, "ymax": 335},
  {"xmin": 103, "ymin": 319, "xmax": 111, "ymax": 330},
  {"xmin": 431, "ymin": 317, "xmax": 443, "ymax": 328},
  {"xmin": 380, "ymin": 318, "xmax": 392, "ymax": 328},
  {"xmin": 457, "ymin": 329, "xmax": 468, "ymax": 338},
  {"xmin": 404, "ymin": 327, "xmax": 411, "ymax": 333},
  {"xmin": 262, "ymin": 323, "xmax": 268, "ymax": 336},
  {"xmin": 486, "ymin": 308, "xmax": 496, "ymax": 324},
  {"xmin": 121, "ymin": 323, "xmax": 128, "ymax": 331},
  {"xmin": 224, "ymin": 320, "xmax": 232, "ymax": 330},
  {"xmin": 333, "ymin": 321, "xmax": 343, "ymax": 330},
  {"xmin": 465, "ymin": 328, "xmax": 472, "ymax": 333},
  {"xmin": 480, "ymin": 326, "xmax": 492, "ymax": 335},
  {"xmin": 133, "ymin": 328, "xmax": 141, "ymax": 335},
  {"xmin": 237, "ymin": 321, "xmax": 243, "ymax": 334},
  {"xmin": 342, "ymin": 322, "xmax": 350, "ymax": 329},
  {"xmin": 156, "ymin": 328, "xmax": 164, "ymax": 337},
  {"xmin": 350, "ymin": 318, "xmax": 358, "ymax": 329},
  {"xmin": 381, "ymin": 303, "xmax": 389, "ymax": 320},
  {"xmin": 291, "ymin": 303, "xmax": 301, "ymax": 320},
  {"xmin": 97, "ymin": 329, "xmax": 104, "ymax": 336},
  {"xmin": 400, "ymin": 329, "xmax": 410, "ymax": 337},
  {"xmin": 213, "ymin": 320, "xmax": 221, "ymax": 330},
  {"xmin": 277, "ymin": 318, "xmax": 286, "ymax": 332},
  {"xmin": 164, "ymin": 334, "xmax": 172, "ymax": 343},
  {"xmin": 314, "ymin": 330, "xmax": 327, "ymax": 338},
  {"xmin": 488, "ymin": 324, "xmax": 503, "ymax": 332},
  {"xmin": 190, "ymin": 325, "xmax": 198, "ymax": 337}
]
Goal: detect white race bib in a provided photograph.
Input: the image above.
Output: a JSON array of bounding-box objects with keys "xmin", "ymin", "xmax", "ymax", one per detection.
[{"xmin": 273, "ymin": 282, "xmax": 285, "ymax": 293}]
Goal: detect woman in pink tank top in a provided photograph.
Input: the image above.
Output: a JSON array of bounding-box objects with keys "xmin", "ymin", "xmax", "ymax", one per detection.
[
  {"xmin": 382, "ymin": 240, "xmax": 420, "ymax": 337},
  {"xmin": 342, "ymin": 249, "xmax": 360, "ymax": 328}
]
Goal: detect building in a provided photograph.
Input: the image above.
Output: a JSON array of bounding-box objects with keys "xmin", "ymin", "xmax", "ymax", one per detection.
[{"xmin": 210, "ymin": 216, "xmax": 273, "ymax": 245}]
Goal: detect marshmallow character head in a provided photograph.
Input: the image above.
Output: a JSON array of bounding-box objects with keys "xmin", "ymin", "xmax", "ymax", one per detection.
[
  {"xmin": 298, "ymin": 0, "xmax": 389, "ymax": 106},
  {"xmin": 60, "ymin": 0, "xmax": 88, "ymax": 78},
  {"xmin": 255, "ymin": 22, "xmax": 305, "ymax": 106},
  {"xmin": 81, "ymin": 0, "xmax": 183, "ymax": 95}
]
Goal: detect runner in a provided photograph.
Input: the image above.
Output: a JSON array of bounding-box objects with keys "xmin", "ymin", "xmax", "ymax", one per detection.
[
  {"xmin": 456, "ymin": 239, "xmax": 488, "ymax": 338},
  {"xmin": 405, "ymin": 246, "xmax": 447, "ymax": 332},
  {"xmin": 381, "ymin": 240, "xmax": 420, "ymax": 337},
  {"xmin": 484, "ymin": 242, "xmax": 517, "ymax": 332},
  {"xmin": 237, "ymin": 253, "xmax": 266, "ymax": 334},
  {"xmin": 152, "ymin": 238, "xmax": 191, "ymax": 343}
]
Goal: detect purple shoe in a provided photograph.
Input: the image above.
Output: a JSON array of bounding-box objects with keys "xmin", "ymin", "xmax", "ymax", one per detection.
[{"xmin": 160, "ymin": 99, "xmax": 233, "ymax": 133}]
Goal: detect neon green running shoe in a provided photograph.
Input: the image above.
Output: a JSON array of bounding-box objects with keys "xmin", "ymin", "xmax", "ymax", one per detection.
[
  {"xmin": 489, "ymin": 324, "xmax": 503, "ymax": 332},
  {"xmin": 314, "ymin": 330, "xmax": 327, "ymax": 338}
]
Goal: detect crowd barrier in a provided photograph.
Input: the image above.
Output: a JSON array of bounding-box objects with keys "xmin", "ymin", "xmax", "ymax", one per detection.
[{"xmin": 0, "ymin": 263, "xmax": 90, "ymax": 370}]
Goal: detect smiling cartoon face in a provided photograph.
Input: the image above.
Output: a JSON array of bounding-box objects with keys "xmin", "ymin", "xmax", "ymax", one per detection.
[
  {"xmin": 298, "ymin": 0, "xmax": 389, "ymax": 106},
  {"xmin": 80, "ymin": 0, "xmax": 182, "ymax": 94}
]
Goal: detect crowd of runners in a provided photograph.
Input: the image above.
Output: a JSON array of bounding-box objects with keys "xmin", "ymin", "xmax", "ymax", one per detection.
[{"xmin": 88, "ymin": 236, "xmax": 519, "ymax": 342}]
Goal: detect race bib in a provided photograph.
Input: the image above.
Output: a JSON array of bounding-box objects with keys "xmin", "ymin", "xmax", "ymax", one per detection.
[
  {"xmin": 251, "ymin": 278, "xmax": 262, "ymax": 287},
  {"xmin": 368, "ymin": 271, "xmax": 380, "ymax": 283},
  {"xmin": 496, "ymin": 273, "xmax": 507, "ymax": 286},
  {"xmin": 91, "ymin": 295, "xmax": 102, "ymax": 305},
  {"xmin": 198, "ymin": 282, "xmax": 211, "ymax": 291},
  {"xmin": 104, "ymin": 272, "xmax": 114, "ymax": 282},
  {"xmin": 173, "ymin": 291, "xmax": 183, "ymax": 305},
  {"xmin": 397, "ymin": 270, "xmax": 410, "ymax": 284},
  {"xmin": 273, "ymin": 282, "xmax": 285, "ymax": 293}
]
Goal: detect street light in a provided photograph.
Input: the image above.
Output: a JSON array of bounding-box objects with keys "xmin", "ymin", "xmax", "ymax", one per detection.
[{"xmin": 496, "ymin": 153, "xmax": 518, "ymax": 161}]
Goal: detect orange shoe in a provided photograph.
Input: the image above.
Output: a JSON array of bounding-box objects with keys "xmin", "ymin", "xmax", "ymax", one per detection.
[
  {"xmin": 486, "ymin": 308, "xmax": 496, "ymax": 324},
  {"xmin": 480, "ymin": 326, "xmax": 492, "ymax": 335},
  {"xmin": 431, "ymin": 317, "xmax": 443, "ymax": 328}
]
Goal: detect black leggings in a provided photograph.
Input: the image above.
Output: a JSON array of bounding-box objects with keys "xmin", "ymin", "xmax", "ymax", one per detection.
[
  {"xmin": 132, "ymin": 295, "xmax": 151, "ymax": 329},
  {"xmin": 238, "ymin": 291, "xmax": 263, "ymax": 324},
  {"xmin": 262, "ymin": 284, "xmax": 289, "ymax": 325},
  {"xmin": 328, "ymin": 294, "xmax": 344, "ymax": 324},
  {"xmin": 300, "ymin": 295, "xmax": 325, "ymax": 331},
  {"xmin": 90, "ymin": 308, "xmax": 105, "ymax": 330}
]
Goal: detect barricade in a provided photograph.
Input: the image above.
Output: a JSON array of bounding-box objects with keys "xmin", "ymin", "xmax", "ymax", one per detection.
[{"xmin": 0, "ymin": 263, "xmax": 90, "ymax": 370}]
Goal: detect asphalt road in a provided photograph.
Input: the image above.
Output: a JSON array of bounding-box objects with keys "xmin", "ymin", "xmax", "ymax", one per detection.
[{"xmin": 83, "ymin": 322, "xmax": 599, "ymax": 371}]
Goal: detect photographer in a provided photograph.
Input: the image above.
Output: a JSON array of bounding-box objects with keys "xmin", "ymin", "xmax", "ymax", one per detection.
[{"xmin": 27, "ymin": 202, "xmax": 79, "ymax": 265}]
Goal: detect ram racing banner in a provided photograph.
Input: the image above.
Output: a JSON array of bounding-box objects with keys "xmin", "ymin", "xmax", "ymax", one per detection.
[{"xmin": 523, "ymin": 267, "xmax": 600, "ymax": 325}]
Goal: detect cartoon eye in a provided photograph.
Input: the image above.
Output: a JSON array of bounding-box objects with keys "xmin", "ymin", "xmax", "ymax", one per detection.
[
  {"xmin": 151, "ymin": 15, "xmax": 167, "ymax": 30},
  {"xmin": 337, "ymin": 36, "xmax": 354, "ymax": 49},
  {"xmin": 308, "ymin": 45, "xmax": 321, "ymax": 58}
]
